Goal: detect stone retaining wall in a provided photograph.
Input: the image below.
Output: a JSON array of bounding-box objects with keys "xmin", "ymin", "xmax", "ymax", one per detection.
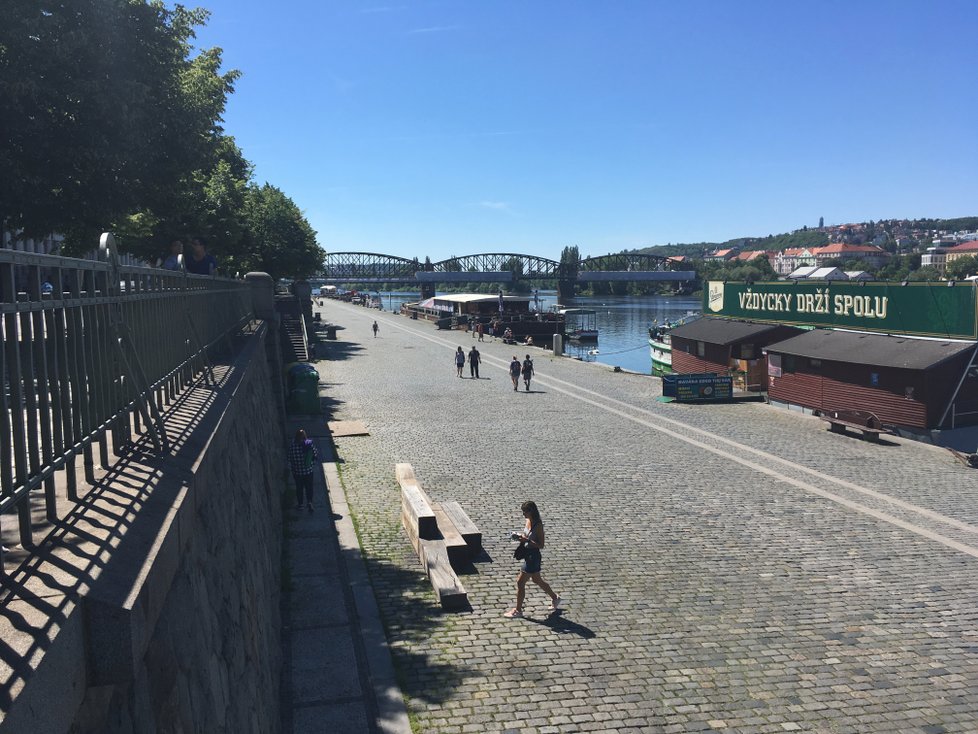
[{"xmin": 0, "ymin": 324, "xmax": 285, "ymax": 733}]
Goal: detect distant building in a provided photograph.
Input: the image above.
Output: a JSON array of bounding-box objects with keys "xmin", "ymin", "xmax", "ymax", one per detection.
[
  {"xmin": 788, "ymin": 266, "xmax": 847, "ymax": 280},
  {"xmin": 773, "ymin": 248, "xmax": 817, "ymax": 276},
  {"xmin": 703, "ymin": 248, "xmax": 739, "ymax": 263},
  {"xmin": 731, "ymin": 250, "xmax": 774, "ymax": 263},
  {"xmin": 945, "ymin": 240, "xmax": 978, "ymax": 267},
  {"xmin": 921, "ymin": 247, "xmax": 949, "ymax": 273},
  {"xmin": 787, "ymin": 266, "xmax": 819, "ymax": 279},
  {"xmin": 812, "ymin": 242, "xmax": 890, "ymax": 269}
]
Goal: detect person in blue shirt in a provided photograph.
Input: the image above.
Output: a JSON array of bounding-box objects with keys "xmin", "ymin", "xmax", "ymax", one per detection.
[
  {"xmin": 162, "ymin": 239, "xmax": 184, "ymax": 271},
  {"xmin": 185, "ymin": 237, "xmax": 217, "ymax": 275}
]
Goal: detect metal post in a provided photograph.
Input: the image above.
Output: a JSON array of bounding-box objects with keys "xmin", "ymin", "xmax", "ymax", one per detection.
[
  {"xmin": 937, "ymin": 343, "xmax": 978, "ymax": 429},
  {"xmin": 99, "ymin": 233, "xmax": 169, "ymax": 454}
]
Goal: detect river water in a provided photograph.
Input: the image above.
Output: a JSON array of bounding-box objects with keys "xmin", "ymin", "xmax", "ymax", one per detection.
[{"xmin": 361, "ymin": 290, "xmax": 703, "ymax": 375}]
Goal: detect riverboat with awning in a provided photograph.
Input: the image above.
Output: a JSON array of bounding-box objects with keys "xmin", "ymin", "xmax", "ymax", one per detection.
[{"xmin": 400, "ymin": 293, "xmax": 566, "ymax": 342}]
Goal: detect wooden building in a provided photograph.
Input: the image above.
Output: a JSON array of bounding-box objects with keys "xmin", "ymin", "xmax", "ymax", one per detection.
[
  {"xmin": 764, "ymin": 329, "xmax": 978, "ymax": 430},
  {"xmin": 670, "ymin": 318, "xmax": 804, "ymax": 390}
]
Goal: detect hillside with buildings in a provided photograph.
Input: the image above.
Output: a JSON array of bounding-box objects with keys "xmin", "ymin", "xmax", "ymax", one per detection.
[{"xmin": 634, "ymin": 217, "xmax": 978, "ymax": 282}]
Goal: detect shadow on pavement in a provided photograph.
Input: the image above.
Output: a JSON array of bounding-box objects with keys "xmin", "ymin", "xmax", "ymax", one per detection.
[
  {"xmin": 526, "ymin": 611, "xmax": 596, "ymax": 639},
  {"xmin": 312, "ymin": 335, "xmax": 365, "ymax": 364},
  {"xmin": 360, "ymin": 553, "xmax": 479, "ymax": 707}
]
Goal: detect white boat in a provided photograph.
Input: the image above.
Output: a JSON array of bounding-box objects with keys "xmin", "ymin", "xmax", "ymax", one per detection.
[
  {"xmin": 648, "ymin": 313, "xmax": 699, "ymax": 375},
  {"xmin": 557, "ymin": 307, "xmax": 599, "ymax": 341}
]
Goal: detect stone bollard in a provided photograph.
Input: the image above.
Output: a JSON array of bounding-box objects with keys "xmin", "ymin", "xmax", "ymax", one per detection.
[{"xmin": 553, "ymin": 333, "xmax": 563, "ymax": 355}]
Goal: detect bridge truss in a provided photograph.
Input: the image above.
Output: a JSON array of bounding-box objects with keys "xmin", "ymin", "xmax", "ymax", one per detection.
[
  {"xmin": 320, "ymin": 251, "xmax": 694, "ymax": 284},
  {"xmin": 577, "ymin": 253, "xmax": 693, "ymax": 282},
  {"xmin": 320, "ymin": 252, "xmax": 421, "ymax": 283},
  {"xmin": 421, "ymin": 253, "xmax": 561, "ymax": 282}
]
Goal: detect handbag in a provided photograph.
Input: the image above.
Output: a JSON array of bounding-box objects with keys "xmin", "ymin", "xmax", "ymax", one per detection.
[{"xmin": 513, "ymin": 542, "xmax": 528, "ymax": 560}]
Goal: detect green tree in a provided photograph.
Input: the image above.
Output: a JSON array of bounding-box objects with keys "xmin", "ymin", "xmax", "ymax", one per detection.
[
  {"xmin": 946, "ymin": 255, "xmax": 978, "ymax": 280},
  {"xmin": 0, "ymin": 0, "xmax": 267, "ymax": 268},
  {"xmin": 907, "ymin": 266, "xmax": 943, "ymax": 282},
  {"xmin": 0, "ymin": 1, "xmax": 241, "ymax": 254},
  {"xmin": 235, "ymin": 183, "xmax": 322, "ymax": 280},
  {"xmin": 559, "ymin": 245, "xmax": 580, "ymax": 275}
]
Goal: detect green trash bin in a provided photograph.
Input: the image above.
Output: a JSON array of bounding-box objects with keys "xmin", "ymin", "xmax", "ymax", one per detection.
[{"xmin": 286, "ymin": 363, "xmax": 321, "ymax": 414}]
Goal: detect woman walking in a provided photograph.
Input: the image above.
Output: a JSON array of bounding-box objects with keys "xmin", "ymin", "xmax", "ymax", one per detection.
[
  {"xmin": 504, "ymin": 501, "xmax": 561, "ymax": 618},
  {"xmin": 455, "ymin": 346, "xmax": 466, "ymax": 377},
  {"xmin": 508, "ymin": 356, "xmax": 521, "ymax": 390}
]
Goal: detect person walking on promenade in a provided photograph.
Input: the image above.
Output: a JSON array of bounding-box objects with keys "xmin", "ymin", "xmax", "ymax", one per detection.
[
  {"xmin": 504, "ymin": 501, "xmax": 560, "ymax": 618},
  {"xmin": 372, "ymin": 320, "xmax": 379, "ymax": 338},
  {"xmin": 509, "ymin": 356, "xmax": 521, "ymax": 391},
  {"xmin": 455, "ymin": 346, "xmax": 466, "ymax": 378},
  {"xmin": 521, "ymin": 354, "xmax": 535, "ymax": 392},
  {"xmin": 477, "ymin": 322, "xmax": 484, "ymax": 341},
  {"xmin": 288, "ymin": 428, "xmax": 319, "ymax": 513},
  {"xmin": 468, "ymin": 345, "xmax": 481, "ymax": 379}
]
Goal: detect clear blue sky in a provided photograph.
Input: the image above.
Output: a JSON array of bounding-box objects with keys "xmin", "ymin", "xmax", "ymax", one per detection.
[{"xmin": 194, "ymin": 1, "xmax": 978, "ymax": 262}]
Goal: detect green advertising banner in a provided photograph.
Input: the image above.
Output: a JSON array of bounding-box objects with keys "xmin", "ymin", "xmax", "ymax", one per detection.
[{"xmin": 704, "ymin": 281, "xmax": 978, "ymax": 340}]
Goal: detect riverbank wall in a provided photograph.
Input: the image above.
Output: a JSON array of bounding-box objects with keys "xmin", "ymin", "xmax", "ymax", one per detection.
[{"xmin": 0, "ymin": 324, "xmax": 285, "ymax": 733}]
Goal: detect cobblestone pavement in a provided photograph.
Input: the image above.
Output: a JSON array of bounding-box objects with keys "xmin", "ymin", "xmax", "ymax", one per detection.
[{"xmin": 314, "ymin": 300, "xmax": 978, "ymax": 734}]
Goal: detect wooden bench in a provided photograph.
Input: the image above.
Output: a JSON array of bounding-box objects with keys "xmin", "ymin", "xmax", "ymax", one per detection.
[
  {"xmin": 818, "ymin": 409, "xmax": 891, "ymax": 442},
  {"xmin": 396, "ymin": 463, "xmax": 469, "ymax": 610},
  {"xmin": 396, "ymin": 464, "xmax": 480, "ymax": 566},
  {"xmin": 441, "ymin": 501, "xmax": 482, "ymax": 557},
  {"xmin": 430, "ymin": 502, "xmax": 472, "ymax": 571}
]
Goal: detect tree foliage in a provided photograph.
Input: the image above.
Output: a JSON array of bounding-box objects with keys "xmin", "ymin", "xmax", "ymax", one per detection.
[
  {"xmin": 0, "ymin": 1, "xmax": 234, "ymax": 249},
  {"xmin": 559, "ymin": 245, "xmax": 580, "ymax": 275},
  {"xmin": 692, "ymin": 255, "xmax": 776, "ymax": 285},
  {"xmin": 946, "ymin": 255, "xmax": 978, "ymax": 280},
  {"xmin": 0, "ymin": 0, "xmax": 319, "ymax": 279},
  {"xmin": 236, "ymin": 184, "xmax": 322, "ymax": 280}
]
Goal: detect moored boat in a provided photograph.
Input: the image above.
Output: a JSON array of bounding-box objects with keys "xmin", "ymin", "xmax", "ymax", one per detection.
[
  {"xmin": 557, "ymin": 307, "xmax": 599, "ymax": 341},
  {"xmin": 401, "ymin": 293, "xmax": 565, "ymax": 342},
  {"xmin": 649, "ymin": 313, "xmax": 700, "ymax": 375}
]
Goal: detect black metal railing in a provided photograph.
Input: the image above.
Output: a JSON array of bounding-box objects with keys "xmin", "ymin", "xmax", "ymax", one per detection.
[{"xmin": 1, "ymin": 234, "xmax": 254, "ymax": 564}]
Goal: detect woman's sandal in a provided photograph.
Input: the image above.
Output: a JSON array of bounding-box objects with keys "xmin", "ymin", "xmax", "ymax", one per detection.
[{"xmin": 503, "ymin": 608, "xmax": 524, "ymax": 618}]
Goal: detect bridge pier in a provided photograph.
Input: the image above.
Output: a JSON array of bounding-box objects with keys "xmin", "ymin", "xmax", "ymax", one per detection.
[
  {"xmin": 557, "ymin": 278, "xmax": 576, "ymax": 302},
  {"xmin": 419, "ymin": 283, "xmax": 435, "ymax": 300}
]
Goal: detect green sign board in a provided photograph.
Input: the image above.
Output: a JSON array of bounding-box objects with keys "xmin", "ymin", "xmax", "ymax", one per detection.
[
  {"xmin": 663, "ymin": 373, "xmax": 733, "ymax": 402},
  {"xmin": 703, "ymin": 281, "xmax": 978, "ymax": 340}
]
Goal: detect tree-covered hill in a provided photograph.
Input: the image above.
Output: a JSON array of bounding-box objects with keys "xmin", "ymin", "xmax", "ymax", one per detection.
[{"xmin": 628, "ymin": 216, "xmax": 978, "ymax": 259}]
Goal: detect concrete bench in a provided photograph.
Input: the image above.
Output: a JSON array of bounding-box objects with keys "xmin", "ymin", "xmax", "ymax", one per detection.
[
  {"xmin": 396, "ymin": 464, "xmax": 469, "ymax": 610},
  {"xmin": 818, "ymin": 409, "xmax": 891, "ymax": 443}
]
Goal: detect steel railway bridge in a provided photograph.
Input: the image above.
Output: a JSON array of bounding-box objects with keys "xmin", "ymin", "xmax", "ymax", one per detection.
[{"xmin": 318, "ymin": 252, "xmax": 695, "ymax": 300}]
